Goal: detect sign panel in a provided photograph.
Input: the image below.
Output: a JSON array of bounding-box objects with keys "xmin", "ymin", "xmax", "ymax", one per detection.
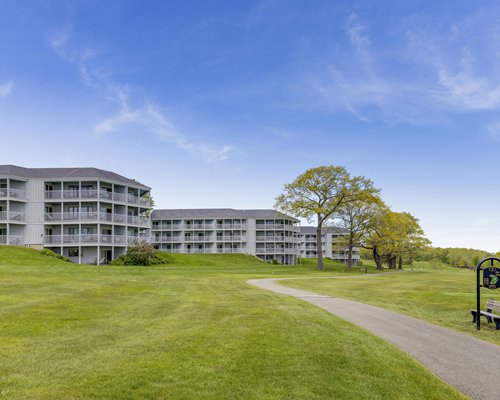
[{"xmin": 483, "ymin": 266, "xmax": 500, "ymax": 290}]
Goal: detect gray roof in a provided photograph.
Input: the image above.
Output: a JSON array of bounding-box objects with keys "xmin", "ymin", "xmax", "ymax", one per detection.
[
  {"xmin": 0, "ymin": 165, "xmax": 150, "ymax": 189},
  {"xmin": 300, "ymin": 226, "xmax": 348, "ymax": 234},
  {"xmin": 151, "ymin": 208, "xmax": 299, "ymax": 221}
]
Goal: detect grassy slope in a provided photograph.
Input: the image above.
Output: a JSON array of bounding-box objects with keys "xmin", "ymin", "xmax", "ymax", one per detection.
[
  {"xmin": 0, "ymin": 247, "xmax": 465, "ymax": 399},
  {"xmin": 282, "ymin": 260, "xmax": 500, "ymax": 346}
]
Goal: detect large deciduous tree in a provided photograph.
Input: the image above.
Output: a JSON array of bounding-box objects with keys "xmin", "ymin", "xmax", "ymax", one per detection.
[
  {"xmin": 368, "ymin": 210, "xmax": 429, "ymax": 270},
  {"xmin": 275, "ymin": 165, "xmax": 379, "ymax": 270},
  {"xmin": 332, "ymin": 196, "xmax": 385, "ymax": 268}
]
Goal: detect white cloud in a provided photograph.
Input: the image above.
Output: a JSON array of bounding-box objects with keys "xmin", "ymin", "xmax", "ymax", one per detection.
[
  {"xmin": 49, "ymin": 29, "xmax": 234, "ymax": 162},
  {"xmin": 94, "ymin": 96, "xmax": 234, "ymax": 162},
  {"xmin": 302, "ymin": 9, "xmax": 500, "ymax": 125},
  {"xmin": 0, "ymin": 81, "xmax": 14, "ymax": 97}
]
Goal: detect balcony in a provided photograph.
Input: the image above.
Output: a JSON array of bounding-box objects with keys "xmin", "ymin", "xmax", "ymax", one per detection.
[
  {"xmin": 215, "ymin": 248, "xmax": 244, "ymax": 254},
  {"xmin": 216, "ymin": 224, "xmax": 246, "ymax": 229},
  {"xmin": 43, "ymin": 211, "xmax": 148, "ymax": 225},
  {"xmin": 183, "ymin": 223, "xmax": 215, "ymax": 230},
  {"xmin": 255, "ymin": 224, "xmax": 285, "ymax": 230},
  {"xmin": 43, "ymin": 190, "xmax": 151, "ymax": 207},
  {"xmin": 0, "ymin": 188, "xmax": 26, "ymax": 200},
  {"xmin": 256, "ymin": 236, "xmax": 285, "ymax": 242},
  {"xmin": 43, "ymin": 234, "xmax": 137, "ymax": 245},
  {"xmin": 0, "ymin": 211, "xmax": 25, "ymax": 222},
  {"xmin": 0, "ymin": 235, "xmax": 24, "ymax": 245},
  {"xmin": 184, "ymin": 236, "xmax": 215, "ymax": 242},
  {"xmin": 256, "ymin": 248, "xmax": 297, "ymax": 254},
  {"xmin": 216, "ymin": 236, "xmax": 244, "ymax": 241}
]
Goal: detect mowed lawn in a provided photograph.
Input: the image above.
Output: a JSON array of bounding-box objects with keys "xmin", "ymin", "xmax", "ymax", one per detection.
[
  {"xmin": 282, "ymin": 260, "xmax": 500, "ymax": 346},
  {"xmin": 0, "ymin": 247, "xmax": 466, "ymax": 400}
]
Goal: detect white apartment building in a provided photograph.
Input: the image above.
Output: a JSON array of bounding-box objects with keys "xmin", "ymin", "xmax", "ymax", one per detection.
[
  {"xmin": 1, "ymin": 165, "xmax": 358, "ymax": 266},
  {"xmin": 0, "ymin": 165, "xmax": 151, "ymax": 264},
  {"xmin": 300, "ymin": 226, "xmax": 360, "ymax": 265},
  {"xmin": 151, "ymin": 209, "xmax": 300, "ymax": 264}
]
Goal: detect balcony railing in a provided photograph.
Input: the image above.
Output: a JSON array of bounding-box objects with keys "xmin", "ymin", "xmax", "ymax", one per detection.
[
  {"xmin": 0, "ymin": 235, "xmax": 24, "ymax": 245},
  {"xmin": 183, "ymin": 236, "xmax": 215, "ymax": 242},
  {"xmin": 216, "ymin": 224, "xmax": 246, "ymax": 229},
  {"xmin": 256, "ymin": 236, "xmax": 286, "ymax": 242},
  {"xmin": 43, "ymin": 190, "xmax": 151, "ymax": 206},
  {"xmin": 215, "ymin": 248, "xmax": 244, "ymax": 254},
  {"xmin": 255, "ymin": 224, "xmax": 287, "ymax": 230},
  {"xmin": 256, "ymin": 248, "xmax": 297, "ymax": 254},
  {"xmin": 0, "ymin": 188, "xmax": 26, "ymax": 200},
  {"xmin": 44, "ymin": 212, "xmax": 148, "ymax": 226},
  {"xmin": 216, "ymin": 236, "xmax": 244, "ymax": 241},
  {"xmin": 43, "ymin": 234, "xmax": 142, "ymax": 245},
  {"xmin": 0, "ymin": 211, "xmax": 25, "ymax": 222},
  {"xmin": 182, "ymin": 223, "xmax": 215, "ymax": 230}
]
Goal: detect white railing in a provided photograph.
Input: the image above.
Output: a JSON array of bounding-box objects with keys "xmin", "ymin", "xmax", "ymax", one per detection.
[
  {"xmin": 44, "ymin": 234, "xmax": 138, "ymax": 245},
  {"xmin": 216, "ymin": 236, "xmax": 244, "ymax": 241},
  {"xmin": 0, "ymin": 235, "xmax": 24, "ymax": 245},
  {"xmin": 215, "ymin": 248, "xmax": 244, "ymax": 254},
  {"xmin": 256, "ymin": 248, "xmax": 297, "ymax": 254},
  {"xmin": 0, "ymin": 211, "xmax": 25, "ymax": 222},
  {"xmin": 216, "ymin": 224, "xmax": 246, "ymax": 229},
  {"xmin": 0, "ymin": 188, "xmax": 26, "ymax": 200},
  {"xmin": 256, "ymin": 236, "xmax": 285, "ymax": 242},
  {"xmin": 44, "ymin": 211, "xmax": 146, "ymax": 225},
  {"xmin": 183, "ymin": 223, "xmax": 215, "ymax": 230},
  {"xmin": 256, "ymin": 224, "xmax": 286, "ymax": 230},
  {"xmin": 183, "ymin": 236, "xmax": 216, "ymax": 242},
  {"xmin": 43, "ymin": 190, "xmax": 151, "ymax": 207}
]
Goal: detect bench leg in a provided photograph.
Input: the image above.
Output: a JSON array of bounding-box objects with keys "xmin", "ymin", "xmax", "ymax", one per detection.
[
  {"xmin": 471, "ymin": 311, "xmax": 477, "ymax": 323},
  {"xmin": 495, "ymin": 319, "xmax": 500, "ymax": 330}
]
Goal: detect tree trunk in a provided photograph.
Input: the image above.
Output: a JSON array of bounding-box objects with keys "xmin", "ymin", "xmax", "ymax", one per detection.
[
  {"xmin": 388, "ymin": 257, "xmax": 397, "ymax": 269},
  {"xmin": 373, "ymin": 246, "xmax": 382, "ymax": 270},
  {"xmin": 317, "ymin": 224, "xmax": 323, "ymax": 270},
  {"xmin": 398, "ymin": 256, "xmax": 403, "ymax": 270},
  {"xmin": 347, "ymin": 245, "xmax": 353, "ymax": 269}
]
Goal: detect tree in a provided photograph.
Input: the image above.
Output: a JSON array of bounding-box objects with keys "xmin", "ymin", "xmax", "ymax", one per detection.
[
  {"xmin": 275, "ymin": 165, "xmax": 379, "ymax": 270},
  {"xmin": 371, "ymin": 211, "xmax": 429, "ymax": 270},
  {"xmin": 332, "ymin": 195, "xmax": 385, "ymax": 268}
]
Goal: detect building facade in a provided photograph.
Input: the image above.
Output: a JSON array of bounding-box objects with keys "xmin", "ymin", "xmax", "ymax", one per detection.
[
  {"xmin": 1, "ymin": 165, "xmax": 357, "ymax": 266},
  {"xmin": 299, "ymin": 226, "xmax": 360, "ymax": 265},
  {"xmin": 0, "ymin": 165, "xmax": 151, "ymax": 264},
  {"xmin": 151, "ymin": 209, "xmax": 300, "ymax": 264}
]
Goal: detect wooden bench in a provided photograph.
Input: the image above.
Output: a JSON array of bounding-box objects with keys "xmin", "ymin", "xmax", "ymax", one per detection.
[{"xmin": 471, "ymin": 299, "xmax": 500, "ymax": 330}]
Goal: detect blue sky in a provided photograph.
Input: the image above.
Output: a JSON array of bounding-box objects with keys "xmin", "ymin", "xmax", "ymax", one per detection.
[{"xmin": 1, "ymin": 0, "xmax": 500, "ymax": 250}]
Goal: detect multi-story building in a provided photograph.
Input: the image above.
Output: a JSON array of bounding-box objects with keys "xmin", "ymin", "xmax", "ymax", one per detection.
[
  {"xmin": 2, "ymin": 165, "xmax": 358, "ymax": 266},
  {"xmin": 150, "ymin": 209, "xmax": 300, "ymax": 264},
  {"xmin": 0, "ymin": 165, "xmax": 151, "ymax": 264},
  {"xmin": 299, "ymin": 226, "xmax": 360, "ymax": 265}
]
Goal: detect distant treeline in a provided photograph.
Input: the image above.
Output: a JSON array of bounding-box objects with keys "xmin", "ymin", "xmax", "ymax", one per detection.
[
  {"xmin": 360, "ymin": 246, "xmax": 493, "ymax": 268},
  {"xmin": 413, "ymin": 247, "xmax": 492, "ymax": 268}
]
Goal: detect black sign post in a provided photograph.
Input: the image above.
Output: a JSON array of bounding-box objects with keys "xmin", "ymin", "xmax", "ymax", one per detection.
[{"xmin": 475, "ymin": 257, "xmax": 500, "ymax": 330}]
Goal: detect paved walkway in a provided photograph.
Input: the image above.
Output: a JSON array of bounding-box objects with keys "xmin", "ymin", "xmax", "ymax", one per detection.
[{"xmin": 248, "ymin": 276, "xmax": 500, "ymax": 400}]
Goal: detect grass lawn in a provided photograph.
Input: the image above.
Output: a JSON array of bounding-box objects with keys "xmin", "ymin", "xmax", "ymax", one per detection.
[
  {"xmin": 282, "ymin": 259, "xmax": 500, "ymax": 346},
  {"xmin": 0, "ymin": 247, "xmax": 466, "ymax": 399}
]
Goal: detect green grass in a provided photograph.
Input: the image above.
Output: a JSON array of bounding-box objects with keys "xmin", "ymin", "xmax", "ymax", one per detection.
[
  {"xmin": 0, "ymin": 247, "xmax": 466, "ymax": 399},
  {"xmin": 282, "ymin": 259, "xmax": 500, "ymax": 346}
]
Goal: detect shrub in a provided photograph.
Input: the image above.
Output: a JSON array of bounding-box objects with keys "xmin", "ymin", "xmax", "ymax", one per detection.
[
  {"xmin": 111, "ymin": 241, "xmax": 164, "ymax": 266},
  {"xmin": 40, "ymin": 249, "xmax": 72, "ymax": 263}
]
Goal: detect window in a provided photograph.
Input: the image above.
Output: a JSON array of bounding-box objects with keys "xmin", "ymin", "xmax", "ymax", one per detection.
[
  {"xmin": 68, "ymin": 227, "xmax": 79, "ymax": 235},
  {"xmin": 68, "ymin": 248, "xmax": 79, "ymax": 257},
  {"xmin": 81, "ymin": 227, "xmax": 94, "ymax": 235}
]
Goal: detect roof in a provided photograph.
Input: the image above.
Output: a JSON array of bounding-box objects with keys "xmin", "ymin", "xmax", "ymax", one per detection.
[
  {"xmin": 151, "ymin": 208, "xmax": 299, "ymax": 221},
  {"xmin": 300, "ymin": 226, "xmax": 349, "ymax": 234},
  {"xmin": 0, "ymin": 165, "xmax": 150, "ymax": 189}
]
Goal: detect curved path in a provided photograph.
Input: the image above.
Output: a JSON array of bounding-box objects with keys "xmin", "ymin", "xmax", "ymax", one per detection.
[{"xmin": 248, "ymin": 276, "xmax": 500, "ymax": 400}]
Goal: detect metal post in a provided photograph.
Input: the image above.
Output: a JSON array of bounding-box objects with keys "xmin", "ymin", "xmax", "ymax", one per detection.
[{"xmin": 476, "ymin": 262, "xmax": 481, "ymax": 331}]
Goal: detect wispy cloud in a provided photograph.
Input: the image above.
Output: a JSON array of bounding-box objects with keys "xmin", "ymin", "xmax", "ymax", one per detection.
[
  {"xmin": 49, "ymin": 28, "xmax": 234, "ymax": 162},
  {"xmin": 0, "ymin": 81, "xmax": 14, "ymax": 97},
  {"xmin": 302, "ymin": 9, "xmax": 500, "ymax": 125}
]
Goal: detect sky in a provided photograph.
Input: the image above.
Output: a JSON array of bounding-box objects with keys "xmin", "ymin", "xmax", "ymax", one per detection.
[{"xmin": 1, "ymin": 0, "xmax": 500, "ymax": 251}]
